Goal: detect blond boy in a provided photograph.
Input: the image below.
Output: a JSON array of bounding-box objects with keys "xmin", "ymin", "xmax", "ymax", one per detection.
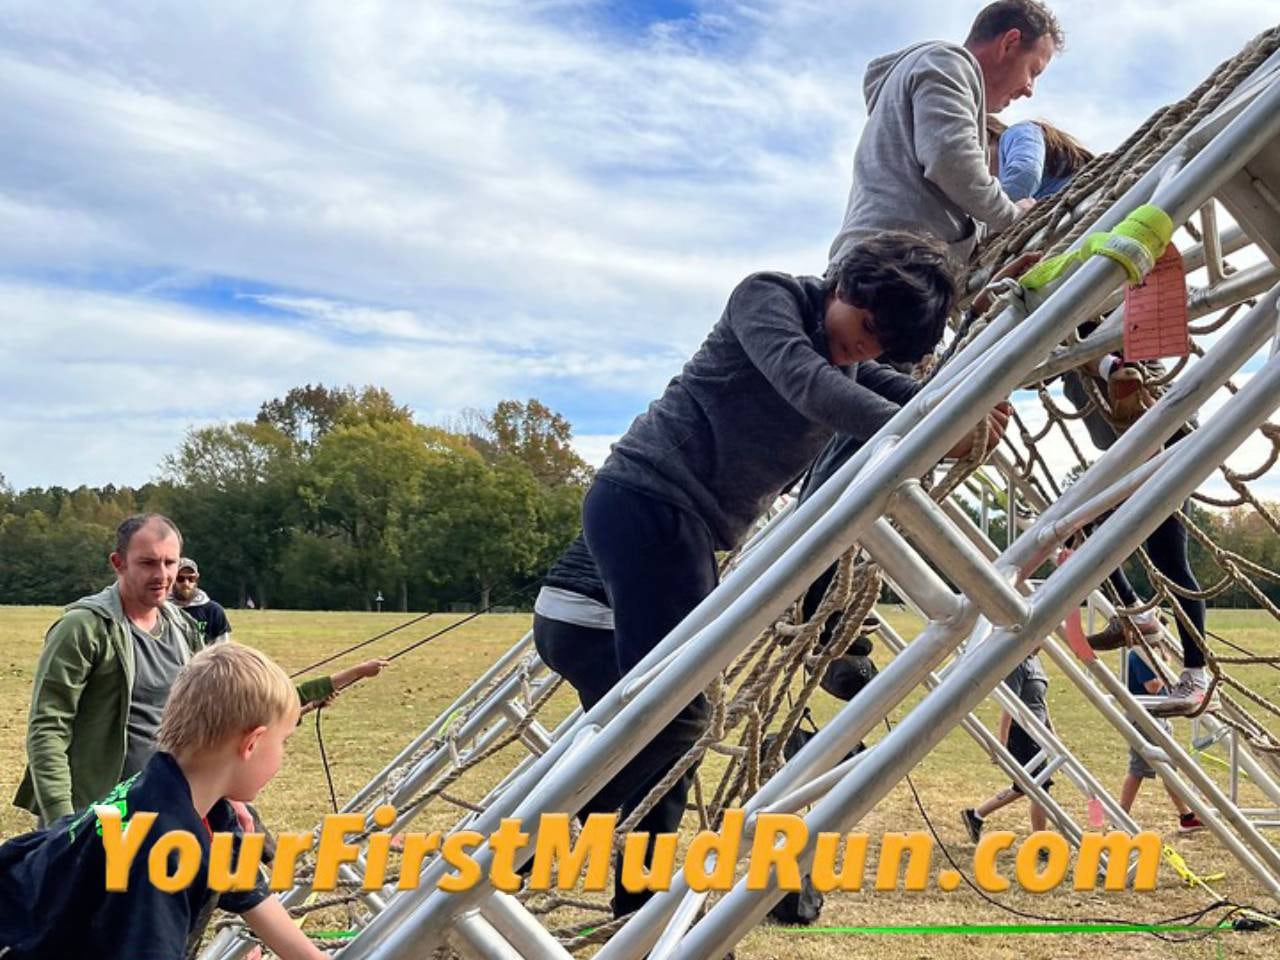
[{"xmin": 0, "ymin": 643, "xmax": 330, "ymax": 960}]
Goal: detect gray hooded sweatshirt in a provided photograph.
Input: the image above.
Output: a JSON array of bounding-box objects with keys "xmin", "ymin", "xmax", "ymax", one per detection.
[{"xmin": 828, "ymin": 41, "xmax": 1020, "ymax": 267}]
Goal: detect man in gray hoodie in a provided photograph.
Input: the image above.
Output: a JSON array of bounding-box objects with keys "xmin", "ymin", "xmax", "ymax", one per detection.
[{"xmin": 830, "ymin": 0, "xmax": 1063, "ymax": 268}]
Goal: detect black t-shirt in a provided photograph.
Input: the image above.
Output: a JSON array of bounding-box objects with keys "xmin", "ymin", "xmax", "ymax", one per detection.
[
  {"xmin": 185, "ymin": 599, "xmax": 232, "ymax": 644},
  {"xmin": 0, "ymin": 752, "xmax": 269, "ymax": 959}
]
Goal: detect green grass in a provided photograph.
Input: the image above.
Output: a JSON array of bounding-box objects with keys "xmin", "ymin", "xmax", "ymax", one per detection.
[{"xmin": 2, "ymin": 605, "xmax": 1278, "ymax": 958}]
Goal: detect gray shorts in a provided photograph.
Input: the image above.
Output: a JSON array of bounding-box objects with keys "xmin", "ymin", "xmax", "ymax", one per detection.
[{"xmin": 1128, "ymin": 717, "xmax": 1172, "ymax": 779}]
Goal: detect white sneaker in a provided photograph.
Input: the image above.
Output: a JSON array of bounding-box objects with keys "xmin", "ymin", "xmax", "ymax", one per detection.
[
  {"xmin": 1168, "ymin": 668, "xmax": 1209, "ymax": 700},
  {"xmin": 1148, "ymin": 669, "xmax": 1210, "ymax": 717}
]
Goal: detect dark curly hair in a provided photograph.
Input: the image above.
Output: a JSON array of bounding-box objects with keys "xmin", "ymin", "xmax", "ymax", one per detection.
[{"xmin": 827, "ymin": 232, "xmax": 958, "ymax": 365}]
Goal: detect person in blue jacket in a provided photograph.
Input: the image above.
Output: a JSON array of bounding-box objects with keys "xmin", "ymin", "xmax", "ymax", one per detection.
[
  {"xmin": 987, "ymin": 115, "xmax": 1093, "ymax": 200},
  {"xmin": 0, "ymin": 642, "xmax": 330, "ymax": 960}
]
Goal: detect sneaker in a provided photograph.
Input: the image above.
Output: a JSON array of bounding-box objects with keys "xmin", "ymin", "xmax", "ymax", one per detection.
[
  {"xmin": 1036, "ymin": 848, "xmax": 1051, "ymax": 870},
  {"xmin": 1178, "ymin": 812, "xmax": 1205, "ymax": 834},
  {"xmin": 961, "ymin": 807, "xmax": 984, "ymax": 843},
  {"xmin": 1167, "ymin": 668, "xmax": 1209, "ymax": 702},
  {"xmin": 1108, "ymin": 365, "xmax": 1154, "ymax": 432},
  {"xmin": 1148, "ymin": 669, "xmax": 1210, "ymax": 717},
  {"xmin": 1086, "ymin": 616, "xmax": 1156, "ymax": 652}
]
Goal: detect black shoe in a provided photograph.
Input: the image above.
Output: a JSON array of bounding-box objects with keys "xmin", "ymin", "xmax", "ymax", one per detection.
[{"xmin": 961, "ymin": 807, "xmax": 984, "ymax": 843}]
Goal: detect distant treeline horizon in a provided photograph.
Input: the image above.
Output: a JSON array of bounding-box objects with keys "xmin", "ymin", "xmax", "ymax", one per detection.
[{"xmin": 0, "ymin": 385, "xmax": 590, "ymax": 612}]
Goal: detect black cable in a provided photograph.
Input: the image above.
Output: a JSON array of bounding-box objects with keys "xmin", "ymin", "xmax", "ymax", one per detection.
[
  {"xmin": 382, "ymin": 583, "xmax": 539, "ymax": 663},
  {"xmin": 289, "ymin": 611, "xmax": 434, "ymax": 678},
  {"xmin": 1204, "ymin": 628, "xmax": 1280, "ymax": 675},
  {"xmin": 303, "ymin": 581, "xmax": 539, "ymax": 815},
  {"xmin": 289, "ymin": 581, "xmax": 539, "ymax": 679},
  {"xmin": 883, "ymin": 718, "xmax": 1267, "ymax": 943},
  {"xmin": 316, "ymin": 708, "xmax": 340, "ymax": 814}
]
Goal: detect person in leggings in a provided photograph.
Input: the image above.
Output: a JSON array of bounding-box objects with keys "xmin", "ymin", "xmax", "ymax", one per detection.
[
  {"xmin": 1070, "ymin": 387, "xmax": 1209, "ymax": 702},
  {"xmin": 983, "ymin": 114, "xmax": 1209, "ymax": 701}
]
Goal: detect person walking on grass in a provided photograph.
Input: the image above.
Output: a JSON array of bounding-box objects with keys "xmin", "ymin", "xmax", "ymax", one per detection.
[{"xmin": 961, "ymin": 650, "xmax": 1054, "ymax": 858}]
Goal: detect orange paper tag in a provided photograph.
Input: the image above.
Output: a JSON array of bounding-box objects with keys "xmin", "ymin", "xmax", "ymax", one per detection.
[{"xmin": 1123, "ymin": 244, "xmax": 1189, "ymax": 362}]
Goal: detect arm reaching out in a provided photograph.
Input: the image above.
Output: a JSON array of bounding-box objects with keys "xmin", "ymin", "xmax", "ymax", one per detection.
[
  {"xmin": 243, "ymin": 898, "xmax": 329, "ymax": 960},
  {"xmin": 300, "ymin": 658, "xmax": 391, "ymax": 713},
  {"xmin": 330, "ymin": 657, "xmax": 390, "ymax": 693}
]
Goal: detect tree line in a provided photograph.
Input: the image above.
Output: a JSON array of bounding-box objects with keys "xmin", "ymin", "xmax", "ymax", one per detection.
[
  {"xmin": 951, "ymin": 485, "xmax": 1280, "ymax": 610},
  {"xmin": 0, "ymin": 386, "xmax": 591, "ymax": 611},
  {"xmin": 3, "ymin": 386, "xmax": 1277, "ymax": 610}
]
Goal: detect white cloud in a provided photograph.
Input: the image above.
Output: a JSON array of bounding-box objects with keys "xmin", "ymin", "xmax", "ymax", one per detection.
[
  {"xmin": 570, "ymin": 434, "xmax": 619, "ymax": 469},
  {"xmin": 1, "ymin": 0, "xmax": 1278, "ymax": 496}
]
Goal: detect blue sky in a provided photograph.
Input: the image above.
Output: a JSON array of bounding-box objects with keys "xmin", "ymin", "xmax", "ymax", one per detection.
[{"xmin": 1, "ymin": 0, "xmax": 1277, "ymax": 498}]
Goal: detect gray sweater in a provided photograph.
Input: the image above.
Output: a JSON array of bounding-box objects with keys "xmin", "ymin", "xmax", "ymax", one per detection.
[
  {"xmin": 828, "ymin": 41, "xmax": 1019, "ymax": 267},
  {"xmin": 597, "ymin": 273, "xmax": 921, "ymax": 550}
]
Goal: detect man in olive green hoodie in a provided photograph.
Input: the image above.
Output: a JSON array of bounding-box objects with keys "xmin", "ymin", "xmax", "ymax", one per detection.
[{"xmin": 15, "ymin": 514, "xmax": 340, "ymax": 824}]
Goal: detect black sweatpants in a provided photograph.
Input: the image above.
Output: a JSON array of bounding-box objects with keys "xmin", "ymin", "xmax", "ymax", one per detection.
[
  {"xmin": 533, "ymin": 615, "xmax": 708, "ymax": 914},
  {"xmin": 566, "ymin": 477, "xmax": 716, "ymax": 915}
]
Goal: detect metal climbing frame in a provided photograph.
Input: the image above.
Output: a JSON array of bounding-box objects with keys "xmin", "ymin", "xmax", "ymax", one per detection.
[
  {"xmin": 937, "ymin": 449, "xmax": 1280, "ymax": 884},
  {"xmin": 297, "ymin": 45, "xmax": 1280, "ymax": 960}
]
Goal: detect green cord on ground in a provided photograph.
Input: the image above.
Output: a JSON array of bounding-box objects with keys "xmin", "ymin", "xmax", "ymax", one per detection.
[{"xmin": 781, "ymin": 921, "xmax": 1230, "ymax": 935}]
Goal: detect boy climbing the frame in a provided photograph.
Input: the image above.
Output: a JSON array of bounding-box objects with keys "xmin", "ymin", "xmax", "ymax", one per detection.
[
  {"xmin": 0, "ymin": 643, "xmax": 332, "ymax": 960},
  {"xmin": 573, "ymin": 231, "xmax": 1011, "ymax": 915}
]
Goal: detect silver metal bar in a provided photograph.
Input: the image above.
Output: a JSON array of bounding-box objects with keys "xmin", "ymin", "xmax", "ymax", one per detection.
[
  {"xmin": 1006, "ymin": 466, "xmax": 1018, "ymax": 547},
  {"xmin": 1232, "ymin": 728, "xmax": 1241, "ymax": 804},
  {"xmin": 860, "ymin": 518, "xmax": 963, "ymax": 623},
  {"xmin": 1254, "ymin": 175, "xmax": 1280, "ymax": 215},
  {"xmin": 479, "ymin": 894, "xmax": 576, "ymax": 960},
  {"xmin": 452, "ymin": 912, "xmax": 523, "ymax": 960},
  {"xmin": 979, "ymin": 482, "xmax": 990, "ymax": 538},
  {"xmin": 1040, "ymin": 443, "xmax": 1180, "ymax": 543},
  {"xmin": 1201, "ymin": 202, "xmax": 1225, "ymax": 284},
  {"xmin": 500, "ymin": 702, "xmax": 554, "ymax": 755},
  {"xmin": 1200, "ymin": 708, "xmax": 1280, "ymax": 808},
  {"xmin": 1183, "ymin": 221, "xmax": 1250, "ymax": 273},
  {"xmin": 890, "ymin": 480, "xmax": 1029, "ymax": 627},
  {"xmin": 675, "ymin": 345, "xmax": 1280, "ymax": 960},
  {"xmin": 760, "ymin": 747, "xmax": 872, "ymax": 816}
]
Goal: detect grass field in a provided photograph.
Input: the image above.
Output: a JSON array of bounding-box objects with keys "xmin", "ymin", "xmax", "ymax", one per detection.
[{"xmin": 1, "ymin": 604, "xmax": 1278, "ymax": 958}]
